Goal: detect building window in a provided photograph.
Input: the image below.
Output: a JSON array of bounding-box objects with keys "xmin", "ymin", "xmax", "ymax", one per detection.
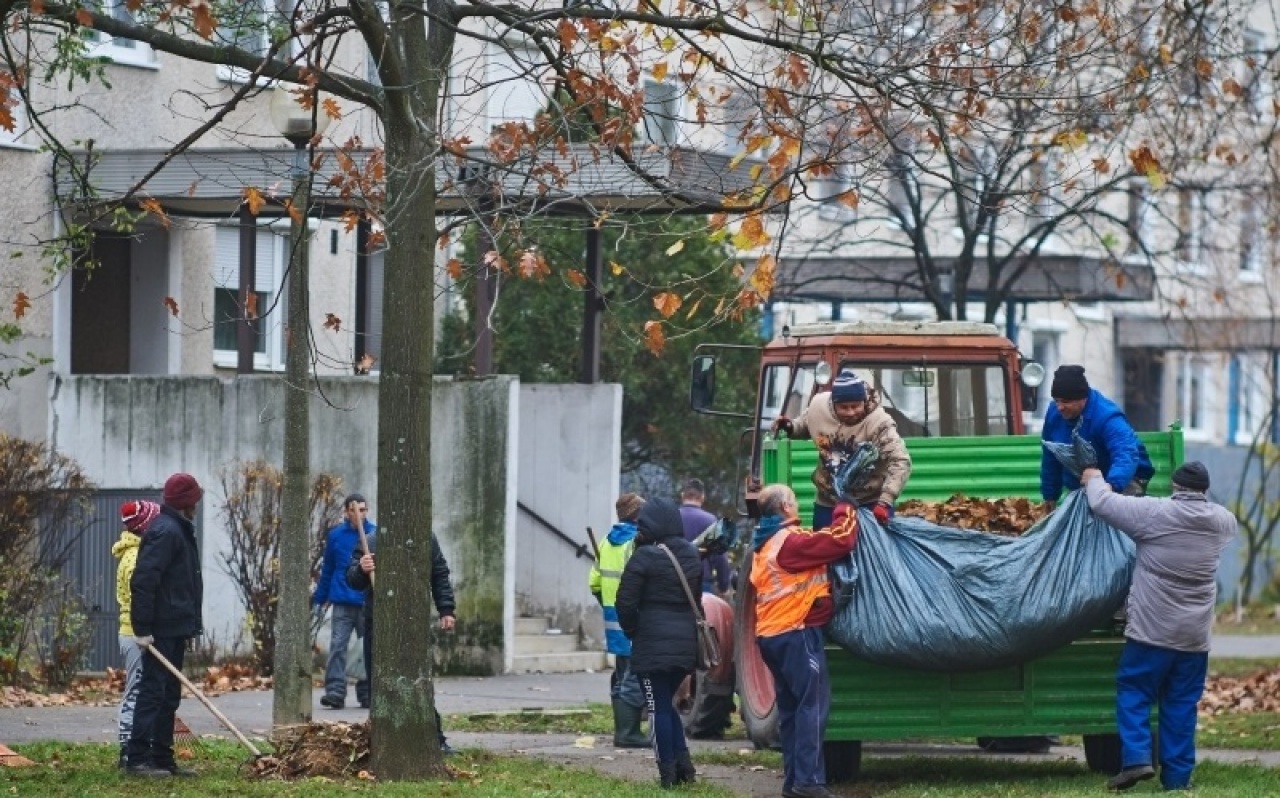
[
  {"xmin": 639, "ymin": 79, "xmax": 680, "ymax": 147},
  {"xmin": 486, "ymin": 40, "xmax": 546, "ymax": 128},
  {"xmin": 212, "ymin": 226, "xmax": 286, "ymax": 370},
  {"xmin": 1229, "ymin": 353, "xmax": 1269, "ymax": 445},
  {"xmin": 1030, "ymin": 329, "xmax": 1061, "ymax": 422},
  {"xmin": 1175, "ymin": 353, "xmax": 1210, "ymax": 438},
  {"xmin": 83, "ymin": 0, "xmax": 157, "ymax": 68},
  {"xmin": 1240, "ymin": 194, "xmax": 1263, "ymax": 277},
  {"xmin": 215, "ymin": 0, "xmax": 295, "ymax": 84},
  {"xmin": 1175, "ymin": 187, "xmax": 1203, "ymax": 268},
  {"xmin": 1242, "ymin": 29, "xmax": 1268, "ymax": 114},
  {"xmin": 1127, "ymin": 181, "xmax": 1151, "ymax": 253}
]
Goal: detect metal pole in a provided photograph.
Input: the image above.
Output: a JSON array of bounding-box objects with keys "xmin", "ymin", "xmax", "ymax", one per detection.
[
  {"xmin": 237, "ymin": 205, "xmax": 257, "ymax": 374},
  {"xmin": 580, "ymin": 225, "xmax": 603, "ymax": 384}
]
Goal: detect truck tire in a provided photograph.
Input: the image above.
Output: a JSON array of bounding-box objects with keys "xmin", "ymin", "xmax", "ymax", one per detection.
[
  {"xmin": 823, "ymin": 739, "xmax": 862, "ymax": 783},
  {"xmin": 1083, "ymin": 733, "xmax": 1123, "ymax": 774},
  {"xmin": 680, "ymin": 594, "xmax": 737, "ymax": 739},
  {"xmin": 734, "ymin": 558, "xmax": 779, "ymax": 749}
]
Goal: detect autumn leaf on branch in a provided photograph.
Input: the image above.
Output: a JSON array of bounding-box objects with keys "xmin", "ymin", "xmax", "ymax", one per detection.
[
  {"xmin": 643, "ymin": 320, "xmax": 666, "ymax": 355},
  {"xmin": 517, "ymin": 249, "xmax": 549, "ymax": 279},
  {"xmin": 284, "ymin": 199, "xmax": 303, "ymax": 225},
  {"xmin": 446, "ymin": 258, "xmax": 464, "ymax": 280},
  {"xmin": 12, "ymin": 291, "xmax": 30, "ymax": 320},
  {"xmin": 245, "ymin": 293, "xmax": 258, "ymax": 319},
  {"xmin": 139, "ymin": 197, "xmax": 170, "ymax": 228},
  {"xmin": 665, "ymin": 240, "xmax": 685, "ymax": 256},
  {"xmin": 163, "ymin": 297, "xmax": 180, "ymax": 317},
  {"xmin": 609, "ymin": 261, "xmax": 626, "ymax": 276},
  {"xmin": 243, "ymin": 187, "xmax": 266, "ymax": 216},
  {"xmin": 1128, "ymin": 145, "xmax": 1166, "ymax": 190},
  {"xmin": 653, "ymin": 291, "xmax": 682, "ymax": 318},
  {"xmin": 322, "ymin": 97, "xmax": 343, "ymax": 121},
  {"xmin": 484, "ymin": 250, "xmax": 509, "ymax": 273},
  {"xmin": 323, "ymin": 313, "xmax": 342, "ymax": 331},
  {"xmin": 191, "ymin": 2, "xmax": 217, "ymax": 39},
  {"xmin": 566, "ymin": 269, "xmax": 587, "ymax": 288},
  {"xmin": 732, "ymin": 213, "xmax": 771, "ymax": 250},
  {"xmin": 749, "ymin": 254, "xmax": 776, "ymax": 297}
]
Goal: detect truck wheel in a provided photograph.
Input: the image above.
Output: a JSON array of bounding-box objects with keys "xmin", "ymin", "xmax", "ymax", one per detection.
[
  {"xmin": 734, "ymin": 559, "xmax": 779, "ymax": 749},
  {"xmin": 823, "ymin": 740, "xmax": 862, "ymax": 783},
  {"xmin": 1083, "ymin": 733, "xmax": 1123, "ymax": 774},
  {"xmin": 680, "ymin": 594, "xmax": 737, "ymax": 739}
]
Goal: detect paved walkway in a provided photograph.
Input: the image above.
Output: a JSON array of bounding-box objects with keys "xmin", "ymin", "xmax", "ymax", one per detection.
[{"xmin": 2, "ymin": 634, "xmax": 1278, "ymax": 794}]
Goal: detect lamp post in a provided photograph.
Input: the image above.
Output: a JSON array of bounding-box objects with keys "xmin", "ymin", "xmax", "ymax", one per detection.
[{"xmin": 268, "ymin": 85, "xmax": 330, "ymax": 727}]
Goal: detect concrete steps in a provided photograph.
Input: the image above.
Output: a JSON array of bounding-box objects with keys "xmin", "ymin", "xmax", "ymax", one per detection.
[{"xmin": 511, "ymin": 616, "xmax": 608, "ymax": 674}]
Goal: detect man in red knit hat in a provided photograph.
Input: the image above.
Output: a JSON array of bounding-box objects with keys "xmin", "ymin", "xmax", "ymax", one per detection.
[{"xmin": 125, "ymin": 474, "xmax": 203, "ymax": 778}]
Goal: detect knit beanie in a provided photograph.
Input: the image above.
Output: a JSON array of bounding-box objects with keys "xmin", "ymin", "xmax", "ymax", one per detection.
[
  {"xmin": 1171, "ymin": 461, "xmax": 1210, "ymax": 493},
  {"xmin": 616, "ymin": 493, "xmax": 645, "ymax": 522},
  {"xmin": 120, "ymin": 500, "xmax": 161, "ymax": 533},
  {"xmin": 831, "ymin": 370, "xmax": 868, "ymax": 403},
  {"xmin": 163, "ymin": 473, "xmax": 204, "ymax": 510},
  {"xmin": 1050, "ymin": 365, "xmax": 1090, "ymax": 401}
]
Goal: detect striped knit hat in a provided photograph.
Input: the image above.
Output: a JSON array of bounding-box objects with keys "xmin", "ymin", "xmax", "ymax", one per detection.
[{"xmin": 121, "ymin": 500, "xmax": 161, "ymax": 533}]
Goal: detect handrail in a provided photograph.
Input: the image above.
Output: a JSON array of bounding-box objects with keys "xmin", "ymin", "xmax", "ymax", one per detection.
[{"xmin": 517, "ymin": 501, "xmax": 593, "ymax": 560}]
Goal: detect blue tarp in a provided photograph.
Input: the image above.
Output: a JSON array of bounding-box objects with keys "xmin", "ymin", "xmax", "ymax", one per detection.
[{"xmin": 824, "ymin": 438, "xmax": 1136, "ymax": 672}]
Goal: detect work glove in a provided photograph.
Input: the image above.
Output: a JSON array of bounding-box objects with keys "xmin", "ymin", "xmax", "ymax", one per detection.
[
  {"xmin": 135, "ymin": 635, "xmax": 155, "ymax": 648},
  {"xmin": 872, "ymin": 501, "xmax": 894, "ymax": 525},
  {"xmin": 771, "ymin": 416, "xmax": 793, "ymax": 436}
]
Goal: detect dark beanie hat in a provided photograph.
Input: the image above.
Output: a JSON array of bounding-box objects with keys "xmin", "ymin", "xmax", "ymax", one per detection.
[
  {"xmin": 1051, "ymin": 365, "xmax": 1090, "ymax": 401},
  {"xmin": 831, "ymin": 370, "xmax": 868, "ymax": 403},
  {"xmin": 1172, "ymin": 461, "xmax": 1210, "ymax": 493},
  {"xmin": 163, "ymin": 473, "xmax": 204, "ymax": 510}
]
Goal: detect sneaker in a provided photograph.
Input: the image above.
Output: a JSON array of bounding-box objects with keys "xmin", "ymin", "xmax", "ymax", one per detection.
[
  {"xmin": 125, "ymin": 764, "xmax": 172, "ymax": 778},
  {"xmin": 1106, "ymin": 764, "xmax": 1155, "ymax": 791},
  {"xmin": 319, "ymin": 695, "xmax": 345, "ymax": 709}
]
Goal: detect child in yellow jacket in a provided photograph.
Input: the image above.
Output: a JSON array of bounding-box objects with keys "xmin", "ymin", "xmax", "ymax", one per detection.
[{"xmin": 113, "ymin": 500, "xmax": 159, "ymax": 768}]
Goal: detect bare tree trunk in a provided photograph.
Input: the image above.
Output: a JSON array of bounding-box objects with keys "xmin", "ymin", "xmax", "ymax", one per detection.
[
  {"xmin": 368, "ymin": 3, "xmax": 454, "ymax": 778},
  {"xmin": 274, "ymin": 143, "xmax": 314, "ymax": 727}
]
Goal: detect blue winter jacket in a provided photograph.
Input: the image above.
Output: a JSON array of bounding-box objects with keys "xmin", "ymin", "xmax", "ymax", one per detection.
[
  {"xmin": 314, "ymin": 520, "xmax": 374, "ymax": 608},
  {"xmin": 1040, "ymin": 388, "xmax": 1155, "ymax": 501}
]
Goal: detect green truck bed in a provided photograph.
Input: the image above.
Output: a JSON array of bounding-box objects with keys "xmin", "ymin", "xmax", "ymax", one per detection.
[{"xmin": 759, "ymin": 427, "xmax": 1183, "ymax": 751}]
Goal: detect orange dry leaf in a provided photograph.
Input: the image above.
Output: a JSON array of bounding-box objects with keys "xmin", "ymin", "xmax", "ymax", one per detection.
[
  {"xmin": 732, "ymin": 214, "xmax": 771, "ymax": 250},
  {"xmin": 192, "ymin": 3, "xmax": 217, "ymax": 39},
  {"xmin": 749, "ymin": 254, "xmax": 776, "ymax": 297},
  {"xmin": 284, "ymin": 199, "xmax": 303, "ymax": 225},
  {"xmin": 163, "ymin": 297, "xmax": 180, "ymax": 317},
  {"xmin": 652, "ymin": 291, "xmax": 682, "ymax": 318},
  {"xmin": 322, "ymin": 97, "xmax": 343, "ymax": 121},
  {"xmin": 643, "ymin": 320, "xmax": 666, "ymax": 355},
  {"xmin": 245, "ymin": 293, "xmax": 259, "ymax": 319},
  {"xmin": 12, "ymin": 291, "xmax": 30, "ymax": 320},
  {"xmin": 323, "ymin": 313, "xmax": 342, "ymax": 331},
  {"xmin": 243, "ymin": 186, "xmax": 266, "ymax": 216},
  {"xmin": 446, "ymin": 258, "xmax": 464, "ymax": 280},
  {"xmin": 566, "ymin": 269, "xmax": 587, "ymax": 288},
  {"xmin": 139, "ymin": 197, "xmax": 170, "ymax": 228},
  {"xmin": 75, "ymin": 7, "xmax": 92, "ymax": 25}
]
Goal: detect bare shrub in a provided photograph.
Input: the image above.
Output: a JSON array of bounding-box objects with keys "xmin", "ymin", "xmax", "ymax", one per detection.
[
  {"xmin": 0, "ymin": 434, "xmax": 94, "ymax": 685},
  {"xmin": 217, "ymin": 460, "xmax": 343, "ymax": 675}
]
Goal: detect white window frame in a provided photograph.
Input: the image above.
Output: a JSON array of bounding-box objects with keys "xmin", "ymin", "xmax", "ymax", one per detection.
[
  {"xmin": 1240, "ymin": 193, "xmax": 1263, "ymax": 280},
  {"xmin": 639, "ymin": 79, "xmax": 680, "ymax": 147},
  {"xmin": 1175, "ymin": 352, "xmax": 1212, "ymax": 441},
  {"xmin": 216, "ymin": 0, "xmax": 297, "ymax": 85},
  {"xmin": 83, "ymin": 0, "xmax": 158, "ymax": 69},
  {"xmin": 1242, "ymin": 29, "xmax": 1268, "ymax": 115},
  {"xmin": 1231, "ymin": 352, "xmax": 1268, "ymax": 446},
  {"xmin": 1175, "ymin": 187, "xmax": 1205, "ymax": 273},
  {"xmin": 211, "ymin": 226, "xmax": 287, "ymax": 371}
]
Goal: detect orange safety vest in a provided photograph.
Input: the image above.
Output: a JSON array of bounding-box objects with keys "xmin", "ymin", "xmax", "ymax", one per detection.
[{"xmin": 751, "ymin": 528, "xmax": 831, "ymax": 638}]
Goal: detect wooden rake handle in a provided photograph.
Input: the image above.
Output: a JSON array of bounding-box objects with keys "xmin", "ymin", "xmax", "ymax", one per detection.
[{"xmin": 142, "ymin": 642, "xmax": 264, "ymax": 758}]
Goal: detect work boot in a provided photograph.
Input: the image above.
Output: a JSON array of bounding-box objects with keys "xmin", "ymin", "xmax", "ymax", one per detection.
[
  {"xmin": 1106, "ymin": 764, "xmax": 1155, "ymax": 791},
  {"xmin": 674, "ymin": 750, "xmax": 696, "ymax": 785},
  {"xmin": 786, "ymin": 786, "xmax": 835, "ymax": 798},
  {"xmin": 657, "ymin": 760, "xmax": 678, "ymax": 789},
  {"xmin": 612, "ymin": 699, "xmax": 649, "ymax": 748}
]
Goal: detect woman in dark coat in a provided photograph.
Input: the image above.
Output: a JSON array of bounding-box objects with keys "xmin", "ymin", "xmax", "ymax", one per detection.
[{"xmin": 615, "ymin": 497, "xmax": 703, "ymax": 788}]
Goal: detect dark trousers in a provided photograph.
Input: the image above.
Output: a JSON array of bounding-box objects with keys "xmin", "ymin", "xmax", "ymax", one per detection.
[
  {"xmin": 758, "ymin": 627, "xmax": 829, "ymax": 791},
  {"xmin": 1116, "ymin": 638, "xmax": 1207, "ymax": 789},
  {"xmin": 641, "ymin": 670, "xmax": 689, "ymax": 764},
  {"xmin": 125, "ymin": 636, "xmax": 185, "ymax": 768},
  {"xmin": 363, "ymin": 612, "xmax": 446, "ymax": 747}
]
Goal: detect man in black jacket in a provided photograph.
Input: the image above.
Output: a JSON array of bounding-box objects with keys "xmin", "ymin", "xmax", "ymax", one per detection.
[
  {"xmin": 347, "ymin": 529, "xmax": 457, "ymax": 751},
  {"xmin": 125, "ymin": 473, "xmax": 204, "ymax": 778}
]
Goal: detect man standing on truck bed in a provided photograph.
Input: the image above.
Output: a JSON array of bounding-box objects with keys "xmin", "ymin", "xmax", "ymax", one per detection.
[
  {"xmin": 771, "ymin": 370, "xmax": 911, "ymax": 529},
  {"xmin": 1041, "ymin": 365, "xmax": 1154, "ymax": 508},
  {"xmin": 1082, "ymin": 461, "xmax": 1237, "ymax": 792},
  {"xmin": 750, "ymin": 483, "xmax": 859, "ymax": 798}
]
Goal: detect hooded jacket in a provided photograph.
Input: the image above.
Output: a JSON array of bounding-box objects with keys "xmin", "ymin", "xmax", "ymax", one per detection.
[
  {"xmin": 789, "ymin": 389, "xmax": 912, "ymax": 507},
  {"xmin": 314, "ymin": 519, "xmax": 374, "ymax": 608},
  {"xmin": 113, "ymin": 531, "xmax": 143, "ymax": 637},
  {"xmin": 614, "ymin": 498, "xmax": 702, "ymax": 675},
  {"xmin": 588, "ymin": 520, "xmax": 638, "ymax": 656},
  {"xmin": 1040, "ymin": 387, "xmax": 1155, "ymax": 500}
]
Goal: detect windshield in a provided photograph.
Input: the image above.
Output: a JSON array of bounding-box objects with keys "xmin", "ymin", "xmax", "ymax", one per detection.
[
  {"xmin": 842, "ymin": 363, "xmax": 1012, "ymax": 437},
  {"xmin": 758, "ymin": 362, "xmax": 820, "ymax": 429}
]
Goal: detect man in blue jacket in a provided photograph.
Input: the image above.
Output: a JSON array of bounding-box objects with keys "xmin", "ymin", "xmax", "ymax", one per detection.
[
  {"xmin": 314, "ymin": 493, "xmax": 373, "ymax": 709},
  {"xmin": 1040, "ymin": 365, "xmax": 1154, "ymax": 509}
]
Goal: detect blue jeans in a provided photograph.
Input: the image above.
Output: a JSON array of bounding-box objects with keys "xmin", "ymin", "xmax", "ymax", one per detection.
[
  {"xmin": 758, "ymin": 627, "xmax": 829, "ymax": 791},
  {"xmin": 324, "ymin": 603, "xmax": 366, "ymax": 703},
  {"xmin": 641, "ymin": 670, "xmax": 690, "ymax": 764},
  {"xmin": 611, "ymin": 655, "xmax": 644, "ymax": 709},
  {"xmin": 1116, "ymin": 638, "xmax": 1208, "ymax": 789}
]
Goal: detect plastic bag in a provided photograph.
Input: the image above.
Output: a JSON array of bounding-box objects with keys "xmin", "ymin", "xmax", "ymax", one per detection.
[{"xmin": 824, "ymin": 447, "xmax": 1135, "ymax": 672}]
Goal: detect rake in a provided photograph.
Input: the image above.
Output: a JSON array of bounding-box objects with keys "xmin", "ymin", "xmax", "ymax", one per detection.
[{"xmin": 143, "ymin": 643, "xmax": 267, "ymax": 761}]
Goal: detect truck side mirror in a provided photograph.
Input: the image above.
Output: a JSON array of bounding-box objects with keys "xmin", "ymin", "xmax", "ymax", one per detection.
[
  {"xmin": 691, "ymin": 355, "xmax": 717, "ymax": 412},
  {"xmin": 1020, "ymin": 360, "xmax": 1046, "ymax": 413}
]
